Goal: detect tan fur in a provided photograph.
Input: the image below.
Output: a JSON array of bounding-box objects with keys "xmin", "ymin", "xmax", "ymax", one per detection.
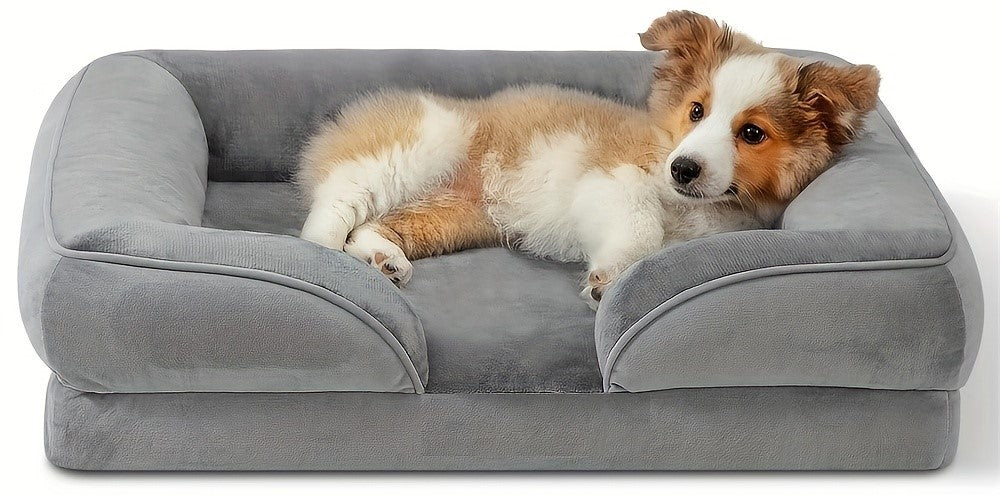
[
  {"xmin": 296, "ymin": 90, "xmax": 425, "ymax": 202},
  {"xmin": 368, "ymin": 193, "xmax": 502, "ymax": 260},
  {"xmin": 469, "ymin": 86, "xmax": 669, "ymax": 174}
]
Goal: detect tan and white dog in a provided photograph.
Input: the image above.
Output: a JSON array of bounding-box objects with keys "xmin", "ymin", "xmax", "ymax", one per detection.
[{"xmin": 297, "ymin": 11, "xmax": 880, "ymax": 309}]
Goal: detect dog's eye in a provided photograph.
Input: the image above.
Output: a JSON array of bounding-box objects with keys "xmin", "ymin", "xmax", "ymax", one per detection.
[
  {"xmin": 740, "ymin": 124, "xmax": 766, "ymax": 144},
  {"xmin": 689, "ymin": 102, "xmax": 704, "ymax": 122}
]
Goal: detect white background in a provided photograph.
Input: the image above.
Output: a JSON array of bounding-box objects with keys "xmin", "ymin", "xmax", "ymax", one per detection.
[{"xmin": 1, "ymin": 0, "xmax": 996, "ymax": 493}]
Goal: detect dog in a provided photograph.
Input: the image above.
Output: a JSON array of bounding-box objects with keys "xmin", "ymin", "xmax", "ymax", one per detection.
[{"xmin": 296, "ymin": 10, "xmax": 880, "ymax": 309}]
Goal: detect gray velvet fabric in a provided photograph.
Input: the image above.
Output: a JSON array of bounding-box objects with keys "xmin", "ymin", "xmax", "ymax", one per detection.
[
  {"xmin": 875, "ymin": 102, "xmax": 985, "ymax": 387},
  {"xmin": 407, "ymin": 248, "xmax": 599, "ymax": 393},
  {"xmin": 45, "ymin": 376, "xmax": 959, "ymax": 471},
  {"xmin": 47, "ymin": 55, "xmax": 208, "ymax": 242},
  {"xmin": 50, "ymin": 220, "xmax": 428, "ymax": 391},
  {"xmin": 18, "ymin": 68, "xmax": 82, "ymax": 364},
  {"xmin": 607, "ymin": 265, "xmax": 965, "ymax": 392},
  {"xmin": 132, "ymin": 49, "xmax": 659, "ymax": 181},
  {"xmin": 42, "ymin": 258, "xmax": 416, "ymax": 393},
  {"xmin": 203, "ymin": 181, "xmax": 305, "ymax": 236}
]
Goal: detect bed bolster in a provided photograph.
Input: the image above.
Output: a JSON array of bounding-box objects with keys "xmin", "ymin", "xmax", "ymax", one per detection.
[{"xmin": 19, "ymin": 55, "xmax": 427, "ymax": 393}]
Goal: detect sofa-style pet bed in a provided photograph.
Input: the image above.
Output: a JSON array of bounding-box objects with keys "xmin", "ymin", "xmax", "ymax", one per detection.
[{"xmin": 19, "ymin": 49, "xmax": 982, "ymax": 471}]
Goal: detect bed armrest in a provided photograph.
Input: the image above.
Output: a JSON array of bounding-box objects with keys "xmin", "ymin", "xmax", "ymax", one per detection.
[
  {"xmin": 596, "ymin": 102, "xmax": 983, "ymax": 393},
  {"xmin": 19, "ymin": 55, "xmax": 427, "ymax": 393}
]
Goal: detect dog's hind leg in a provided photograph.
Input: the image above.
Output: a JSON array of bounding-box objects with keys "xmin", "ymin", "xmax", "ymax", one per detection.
[
  {"xmin": 298, "ymin": 92, "xmax": 475, "ymax": 250},
  {"xmin": 344, "ymin": 194, "xmax": 501, "ymax": 285}
]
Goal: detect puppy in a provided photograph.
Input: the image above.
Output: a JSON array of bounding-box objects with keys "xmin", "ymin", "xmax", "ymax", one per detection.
[{"xmin": 297, "ymin": 10, "xmax": 880, "ymax": 309}]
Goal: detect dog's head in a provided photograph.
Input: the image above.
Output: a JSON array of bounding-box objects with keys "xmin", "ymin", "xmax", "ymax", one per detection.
[{"xmin": 641, "ymin": 11, "xmax": 880, "ymax": 208}]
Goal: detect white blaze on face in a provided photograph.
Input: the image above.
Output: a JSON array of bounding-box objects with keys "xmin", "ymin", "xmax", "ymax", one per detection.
[{"xmin": 667, "ymin": 53, "xmax": 784, "ymax": 196}]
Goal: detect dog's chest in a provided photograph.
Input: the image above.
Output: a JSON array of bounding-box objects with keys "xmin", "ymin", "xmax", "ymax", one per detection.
[{"xmin": 481, "ymin": 133, "xmax": 590, "ymax": 261}]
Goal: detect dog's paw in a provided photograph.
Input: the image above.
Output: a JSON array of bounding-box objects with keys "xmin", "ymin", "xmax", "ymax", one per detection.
[
  {"xmin": 345, "ymin": 226, "xmax": 413, "ymax": 286},
  {"xmin": 369, "ymin": 250, "xmax": 413, "ymax": 286},
  {"xmin": 580, "ymin": 270, "xmax": 612, "ymax": 311},
  {"xmin": 580, "ymin": 286, "xmax": 601, "ymax": 311}
]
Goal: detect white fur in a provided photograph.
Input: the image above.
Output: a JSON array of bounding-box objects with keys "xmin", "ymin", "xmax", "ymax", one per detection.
[
  {"xmin": 300, "ymin": 97, "xmax": 474, "ymax": 249},
  {"xmin": 572, "ymin": 166, "xmax": 665, "ymax": 272},
  {"xmin": 667, "ymin": 53, "xmax": 784, "ymax": 196},
  {"xmin": 571, "ymin": 165, "xmax": 666, "ymax": 309},
  {"xmin": 483, "ymin": 132, "xmax": 590, "ymax": 261}
]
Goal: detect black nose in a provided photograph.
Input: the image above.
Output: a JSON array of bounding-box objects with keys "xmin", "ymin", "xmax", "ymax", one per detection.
[{"xmin": 670, "ymin": 156, "xmax": 702, "ymax": 184}]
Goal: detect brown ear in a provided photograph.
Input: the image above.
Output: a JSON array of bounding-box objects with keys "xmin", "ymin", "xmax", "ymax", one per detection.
[
  {"xmin": 640, "ymin": 11, "xmax": 726, "ymax": 54},
  {"xmin": 639, "ymin": 11, "xmax": 759, "ymax": 59},
  {"xmin": 796, "ymin": 62, "xmax": 881, "ymax": 146}
]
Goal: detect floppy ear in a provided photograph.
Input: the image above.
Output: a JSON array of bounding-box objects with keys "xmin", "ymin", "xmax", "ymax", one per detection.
[
  {"xmin": 796, "ymin": 62, "xmax": 881, "ymax": 146},
  {"xmin": 639, "ymin": 11, "xmax": 729, "ymax": 56},
  {"xmin": 640, "ymin": 10, "xmax": 763, "ymax": 61}
]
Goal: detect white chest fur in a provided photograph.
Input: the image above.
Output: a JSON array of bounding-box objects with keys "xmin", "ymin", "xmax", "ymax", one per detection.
[{"xmin": 483, "ymin": 132, "xmax": 591, "ymax": 261}]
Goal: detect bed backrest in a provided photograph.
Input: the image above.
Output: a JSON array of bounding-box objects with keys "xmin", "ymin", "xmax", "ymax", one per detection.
[{"xmin": 130, "ymin": 49, "xmax": 659, "ymax": 181}]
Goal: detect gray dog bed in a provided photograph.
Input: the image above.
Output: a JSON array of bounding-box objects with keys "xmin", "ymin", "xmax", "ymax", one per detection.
[{"xmin": 19, "ymin": 49, "xmax": 982, "ymax": 470}]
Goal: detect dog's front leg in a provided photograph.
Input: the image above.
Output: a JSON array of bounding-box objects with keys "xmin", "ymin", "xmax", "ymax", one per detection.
[
  {"xmin": 572, "ymin": 167, "xmax": 665, "ymax": 310},
  {"xmin": 580, "ymin": 227, "xmax": 663, "ymax": 310}
]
